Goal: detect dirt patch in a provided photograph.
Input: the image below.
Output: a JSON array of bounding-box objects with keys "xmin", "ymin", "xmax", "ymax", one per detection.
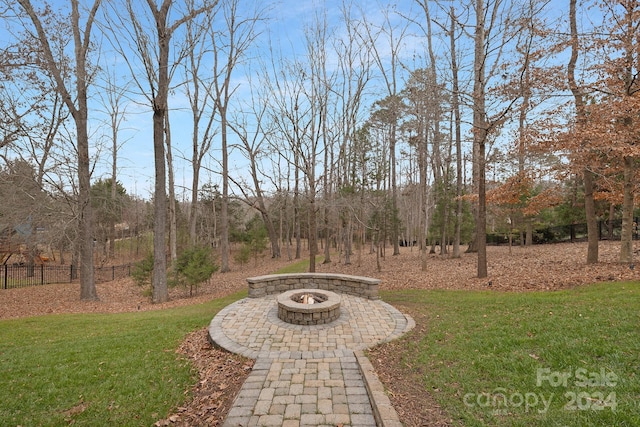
[{"xmin": 2, "ymin": 241, "xmax": 637, "ymax": 425}]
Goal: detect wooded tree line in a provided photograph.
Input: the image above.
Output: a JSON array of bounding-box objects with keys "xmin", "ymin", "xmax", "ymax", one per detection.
[{"xmin": 1, "ymin": 0, "xmax": 639, "ymax": 302}]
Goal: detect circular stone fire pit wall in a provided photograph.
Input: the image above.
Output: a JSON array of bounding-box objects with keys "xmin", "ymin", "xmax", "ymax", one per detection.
[{"xmin": 277, "ymin": 289, "xmax": 341, "ymax": 325}]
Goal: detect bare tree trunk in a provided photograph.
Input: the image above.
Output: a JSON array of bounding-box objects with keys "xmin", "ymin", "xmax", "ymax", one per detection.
[
  {"xmin": 419, "ymin": 144, "xmax": 428, "ymax": 270},
  {"xmin": 189, "ymin": 161, "xmax": 200, "ymax": 246},
  {"xmin": 18, "ymin": 0, "xmax": 100, "ymax": 300},
  {"xmin": 323, "ymin": 117, "xmax": 332, "ymax": 264},
  {"xmin": 101, "ymin": 74, "xmax": 128, "ymax": 260},
  {"xmin": 423, "ymin": 6, "xmax": 445, "ymax": 257},
  {"xmin": 344, "ymin": 217, "xmax": 352, "ymax": 265},
  {"xmin": 220, "ymin": 127, "xmax": 230, "ymax": 272},
  {"xmin": 526, "ymin": 219, "xmax": 533, "ymax": 246},
  {"xmin": 184, "ymin": 15, "xmax": 217, "ymax": 247},
  {"xmin": 308, "ymin": 193, "xmax": 317, "ymax": 272},
  {"xmin": 166, "ymin": 114, "xmax": 177, "ymax": 263},
  {"xmin": 618, "ymin": 4, "xmax": 638, "ymax": 264},
  {"xmin": 620, "ymin": 156, "xmax": 634, "ymax": 263},
  {"xmin": 324, "ymin": 210, "xmax": 332, "ymax": 263},
  {"xmin": 146, "ymin": 1, "xmax": 175, "ymax": 302},
  {"xmin": 112, "ymin": 0, "xmax": 218, "ymax": 301},
  {"xmin": 608, "ymin": 203, "xmax": 615, "ymax": 239},
  {"xmin": 584, "ymin": 168, "xmax": 599, "ymax": 262},
  {"xmin": 284, "ymin": 196, "xmax": 292, "ymax": 261},
  {"xmin": 77, "ymin": 116, "xmax": 96, "ymax": 299},
  {"xmin": 294, "ymin": 157, "xmax": 301, "ymax": 260},
  {"xmin": 217, "ymin": 76, "xmax": 231, "ymax": 272},
  {"xmin": 473, "ymin": 0, "xmax": 488, "ymax": 278},
  {"xmin": 390, "ymin": 125, "xmax": 400, "ymax": 256},
  {"xmin": 110, "ymin": 128, "xmax": 117, "ymax": 259},
  {"xmin": 362, "ymin": 10, "xmax": 406, "ymax": 257},
  {"xmin": 450, "ymin": 7, "xmax": 463, "ymax": 259},
  {"xmin": 517, "ymin": 5, "xmax": 534, "ymax": 248},
  {"xmin": 213, "ymin": 0, "xmax": 263, "ymax": 270},
  {"xmin": 151, "ymin": 97, "xmax": 168, "ymax": 302},
  {"xmin": 568, "ymin": 0, "xmax": 598, "ymax": 264},
  {"xmin": 232, "ymin": 120, "xmax": 281, "ymax": 258}
]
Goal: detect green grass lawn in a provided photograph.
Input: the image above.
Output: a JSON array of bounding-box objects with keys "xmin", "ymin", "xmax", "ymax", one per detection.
[
  {"xmin": 272, "ymin": 255, "xmax": 326, "ymax": 274},
  {"xmin": 1, "ymin": 277, "xmax": 639, "ymax": 426},
  {"xmin": 0, "ymin": 291, "xmax": 245, "ymax": 427},
  {"xmin": 379, "ymin": 282, "xmax": 640, "ymax": 426}
]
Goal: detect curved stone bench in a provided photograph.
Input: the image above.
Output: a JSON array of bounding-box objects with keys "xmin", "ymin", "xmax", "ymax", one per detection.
[{"xmin": 246, "ymin": 273, "xmax": 380, "ymax": 300}]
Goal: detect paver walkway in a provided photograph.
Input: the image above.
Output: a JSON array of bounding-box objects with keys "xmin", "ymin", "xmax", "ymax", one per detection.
[{"xmin": 208, "ymin": 294, "xmax": 414, "ymax": 427}]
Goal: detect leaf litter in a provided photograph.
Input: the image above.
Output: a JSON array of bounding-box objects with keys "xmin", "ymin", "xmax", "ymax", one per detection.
[{"xmin": 2, "ymin": 241, "xmax": 637, "ymax": 425}]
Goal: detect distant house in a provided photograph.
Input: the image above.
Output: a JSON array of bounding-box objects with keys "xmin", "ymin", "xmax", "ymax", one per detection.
[{"xmin": 0, "ymin": 220, "xmax": 45, "ymax": 265}]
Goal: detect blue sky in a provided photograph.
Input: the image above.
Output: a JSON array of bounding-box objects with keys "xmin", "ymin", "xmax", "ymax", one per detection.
[
  {"xmin": 89, "ymin": 0, "xmax": 434, "ymax": 199},
  {"xmin": 3, "ymin": 0, "xmax": 578, "ymax": 199}
]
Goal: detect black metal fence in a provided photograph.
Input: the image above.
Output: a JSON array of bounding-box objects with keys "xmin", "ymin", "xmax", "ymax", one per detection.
[
  {"xmin": 487, "ymin": 218, "xmax": 640, "ymax": 246},
  {"xmin": 1, "ymin": 263, "xmax": 132, "ymax": 289}
]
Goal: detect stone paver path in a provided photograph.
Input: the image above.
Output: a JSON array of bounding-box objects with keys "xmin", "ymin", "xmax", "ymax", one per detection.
[{"xmin": 209, "ymin": 294, "xmax": 414, "ymax": 427}]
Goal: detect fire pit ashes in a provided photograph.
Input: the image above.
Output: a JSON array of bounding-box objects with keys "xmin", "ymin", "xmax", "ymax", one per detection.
[{"xmin": 277, "ymin": 289, "xmax": 341, "ymax": 325}]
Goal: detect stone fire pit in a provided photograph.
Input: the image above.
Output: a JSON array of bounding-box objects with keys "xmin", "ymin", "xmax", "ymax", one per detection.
[{"xmin": 277, "ymin": 288, "xmax": 341, "ymax": 325}]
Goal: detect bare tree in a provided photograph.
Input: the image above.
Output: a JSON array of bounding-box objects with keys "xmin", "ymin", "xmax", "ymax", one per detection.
[
  {"xmin": 165, "ymin": 111, "xmax": 177, "ymax": 263},
  {"xmin": 403, "ymin": 68, "xmax": 436, "ymax": 269},
  {"xmin": 0, "ymin": 24, "xmax": 70, "ymax": 189},
  {"xmin": 555, "ymin": 0, "xmax": 597, "ymax": 264},
  {"xmin": 228, "ymin": 78, "xmax": 280, "ymax": 258},
  {"xmin": 265, "ymin": 53, "xmax": 305, "ymax": 261},
  {"xmin": 17, "ymin": 0, "xmax": 101, "ymax": 300},
  {"xmin": 332, "ymin": 2, "xmax": 373, "ymax": 266},
  {"xmin": 106, "ymin": 0, "xmax": 217, "ymax": 302},
  {"xmin": 182, "ymin": 4, "xmax": 219, "ymax": 246},
  {"xmin": 0, "ymin": 12, "xmax": 38, "ymax": 152},
  {"xmin": 300, "ymin": 11, "xmax": 333, "ymax": 273},
  {"xmin": 264, "ymin": 11, "xmax": 333, "ymax": 272},
  {"xmin": 449, "ymin": 6, "xmax": 464, "ymax": 258},
  {"xmin": 363, "ymin": 6, "xmax": 410, "ymax": 257},
  {"xmin": 8, "ymin": 71, "xmax": 69, "ymax": 190},
  {"xmin": 470, "ymin": 0, "xmax": 523, "ymax": 278},
  {"xmin": 97, "ymin": 71, "xmax": 131, "ymax": 258},
  {"xmin": 210, "ymin": 0, "xmax": 264, "ymax": 272},
  {"xmin": 414, "ymin": 0, "xmax": 448, "ymax": 257}
]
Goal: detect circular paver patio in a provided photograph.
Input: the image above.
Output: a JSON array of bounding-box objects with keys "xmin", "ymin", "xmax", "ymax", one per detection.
[
  {"xmin": 209, "ymin": 294, "xmax": 413, "ymax": 359},
  {"xmin": 209, "ymin": 294, "xmax": 414, "ymax": 427}
]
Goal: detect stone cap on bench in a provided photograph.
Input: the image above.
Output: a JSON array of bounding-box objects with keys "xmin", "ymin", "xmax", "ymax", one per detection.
[{"xmin": 246, "ymin": 273, "xmax": 380, "ymax": 300}]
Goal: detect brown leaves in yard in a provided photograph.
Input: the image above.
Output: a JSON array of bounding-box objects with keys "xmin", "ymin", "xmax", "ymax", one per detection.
[
  {"xmin": 315, "ymin": 240, "xmax": 638, "ymax": 293},
  {"xmin": 154, "ymin": 328, "xmax": 253, "ymax": 427},
  {"xmin": 61, "ymin": 399, "xmax": 88, "ymax": 420},
  {"xmin": 2, "ymin": 240, "xmax": 638, "ymax": 426},
  {"xmin": 2, "ymin": 241, "xmax": 637, "ymax": 321}
]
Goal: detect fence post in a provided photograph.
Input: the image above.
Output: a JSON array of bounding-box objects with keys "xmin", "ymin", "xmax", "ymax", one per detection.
[
  {"xmin": 40, "ymin": 264, "xmax": 44, "ymax": 286},
  {"xmin": 598, "ymin": 220, "xmax": 602, "ymax": 240},
  {"xmin": 3, "ymin": 265, "xmax": 7, "ymax": 289},
  {"xmin": 70, "ymin": 264, "xmax": 73, "ymax": 283},
  {"xmin": 112, "ymin": 265, "xmax": 115, "ymax": 281}
]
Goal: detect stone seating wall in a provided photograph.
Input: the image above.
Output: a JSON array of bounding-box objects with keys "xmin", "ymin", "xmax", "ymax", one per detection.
[{"xmin": 246, "ymin": 273, "xmax": 380, "ymax": 300}]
